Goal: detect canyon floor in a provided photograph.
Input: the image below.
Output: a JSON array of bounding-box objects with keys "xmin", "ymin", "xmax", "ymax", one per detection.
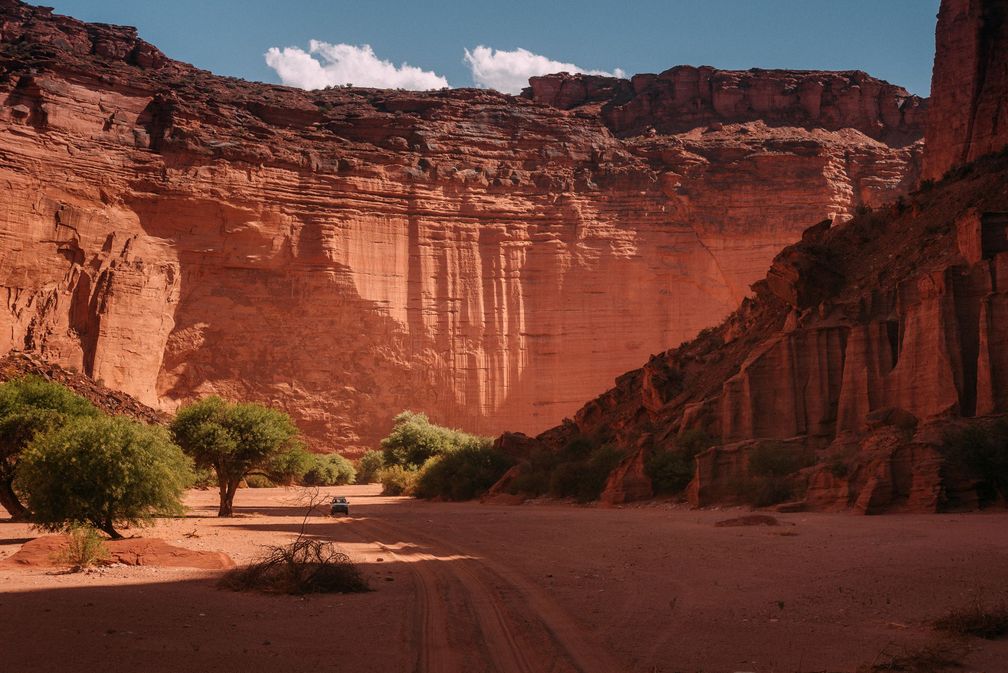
[{"xmin": 2, "ymin": 486, "xmax": 1007, "ymax": 673}]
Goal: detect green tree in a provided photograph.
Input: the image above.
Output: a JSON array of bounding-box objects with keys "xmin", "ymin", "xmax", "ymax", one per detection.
[
  {"xmin": 170, "ymin": 397, "xmax": 308, "ymax": 516},
  {"xmin": 355, "ymin": 450, "xmax": 384, "ymax": 484},
  {"xmin": 381, "ymin": 411, "xmax": 485, "ymax": 468},
  {"xmin": 302, "ymin": 453, "xmax": 356, "ymax": 486},
  {"xmin": 15, "ymin": 416, "xmax": 191, "ymax": 538},
  {"xmin": 0, "ymin": 376, "xmax": 99, "ymax": 517}
]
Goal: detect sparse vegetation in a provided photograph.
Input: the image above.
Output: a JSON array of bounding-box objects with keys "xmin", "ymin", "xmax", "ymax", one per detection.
[
  {"xmin": 16, "ymin": 416, "xmax": 191, "ymax": 538},
  {"xmin": 355, "ymin": 449, "xmax": 384, "ymax": 484},
  {"xmin": 413, "ymin": 443, "xmax": 514, "ymax": 501},
  {"xmin": 301, "ymin": 453, "xmax": 356, "ymax": 486},
  {"xmin": 0, "ymin": 376, "xmax": 100, "ymax": 517},
  {"xmin": 57, "ymin": 525, "xmax": 109, "ymax": 571},
  {"xmin": 505, "ymin": 435, "xmax": 625, "ymax": 503},
  {"xmin": 645, "ymin": 429, "xmax": 715, "ymax": 494},
  {"xmin": 728, "ymin": 442, "xmax": 812, "ymax": 507},
  {"xmin": 940, "ymin": 419, "xmax": 1008, "ymax": 506},
  {"xmin": 221, "ymin": 536, "xmax": 369, "ymax": 595},
  {"xmin": 934, "ymin": 597, "xmax": 1008, "ymax": 639},
  {"xmin": 378, "ymin": 464, "xmax": 418, "ymax": 496},
  {"xmin": 170, "ymin": 397, "xmax": 310, "ymax": 516}
]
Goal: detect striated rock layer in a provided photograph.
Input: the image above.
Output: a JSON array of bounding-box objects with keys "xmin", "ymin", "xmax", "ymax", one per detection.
[
  {"xmin": 0, "ymin": 1, "xmax": 925, "ymax": 450},
  {"xmin": 923, "ymin": 0, "xmax": 1008, "ymax": 180},
  {"xmin": 498, "ymin": 0, "xmax": 1008, "ymax": 511}
]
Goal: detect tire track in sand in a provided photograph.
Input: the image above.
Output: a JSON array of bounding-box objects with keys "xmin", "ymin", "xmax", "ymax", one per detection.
[
  {"xmin": 356, "ymin": 517, "xmax": 622, "ymax": 673},
  {"xmin": 344, "ymin": 522, "xmax": 458, "ymax": 673}
]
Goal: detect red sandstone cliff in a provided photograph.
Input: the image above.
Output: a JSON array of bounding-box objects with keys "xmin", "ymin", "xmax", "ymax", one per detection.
[
  {"xmin": 497, "ymin": 0, "xmax": 1008, "ymax": 511},
  {"xmin": 924, "ymin": 0, "xmax": 1008, "ymax": 180},
  {"xmin": 0, "ymin": 1, "xmax": 924, "ymax": 450}
]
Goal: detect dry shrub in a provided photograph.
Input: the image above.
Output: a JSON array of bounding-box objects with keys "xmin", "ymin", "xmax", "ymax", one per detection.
[
  {"xmin": 220, "ymin": 537, "xmax": 370, "ymax": 595},
  {"xmin": 56, "ymin": 525, "xmax": 109, "ymax": 571},
  {"xmin": 934, "ymin": 597, "xmax": 1008, "ymax": 639}
]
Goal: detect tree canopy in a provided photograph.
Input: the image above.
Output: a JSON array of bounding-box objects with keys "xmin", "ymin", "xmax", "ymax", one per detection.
[
  {"xmin": 16, "ymin": 415, "xmax": 191, "ymax": 538},
  {"xmin": 0, "ymin": 376, "xmax": 99, "ymax": 517},
  {"xmin": 380, "ymin": 411, "xmax": 487, "ymax": 469},
  {"xmin": 170, "ymin": 396, "xmax": 308, "ymax": 516}
]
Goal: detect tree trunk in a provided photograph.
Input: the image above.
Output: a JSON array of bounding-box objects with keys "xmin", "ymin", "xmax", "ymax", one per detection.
[
  {"xmin": 218, "ymin": 478, "xmax": 239, "ymax": 517},
  {"xmin": 0, "ymin": 477, "xmax": 27, "ymax": 519},
  {"xmin": 99, "ymin": 519, "xmax": 123, "ymax": 540}
]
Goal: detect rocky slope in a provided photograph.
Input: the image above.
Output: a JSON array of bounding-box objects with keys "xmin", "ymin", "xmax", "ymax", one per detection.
[
  {"xmin": 497, "ymin": 0, "xmax": 1008, "ymax": 512},
  {"xmin": 0, "ymin": 0, "xmax": 924, "ymax": 450}
]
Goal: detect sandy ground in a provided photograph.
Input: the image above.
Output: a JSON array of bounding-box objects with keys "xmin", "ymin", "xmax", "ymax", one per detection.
[{"xmin": 2, "ymin": 486, "xmax": 1008, "ymax": 673}]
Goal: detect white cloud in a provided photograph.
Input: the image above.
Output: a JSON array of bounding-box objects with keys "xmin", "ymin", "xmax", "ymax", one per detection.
[
  {"xmin": 265, "ymin": 40, "xmax": 449, "ymax": 90},
  {"xmin": 463, "ymin": 46, "xmax": 625, "ymax": 94}
]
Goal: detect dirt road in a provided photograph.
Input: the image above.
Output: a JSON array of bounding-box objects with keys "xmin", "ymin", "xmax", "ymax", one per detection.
[{"xmin": 3, "ymin": 486, "xmax": 1008, "ymax": 673}]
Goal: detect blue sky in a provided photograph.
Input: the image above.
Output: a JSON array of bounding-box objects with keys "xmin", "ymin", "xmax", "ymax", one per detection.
[{"xmin": 46, "ymin": 1, "xmax": 940, "ymax": 95}]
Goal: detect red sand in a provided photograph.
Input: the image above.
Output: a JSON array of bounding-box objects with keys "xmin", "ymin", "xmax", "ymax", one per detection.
[{"xmin": 2, "ymin": 486, "xmax": 1007, "ymax": 672}]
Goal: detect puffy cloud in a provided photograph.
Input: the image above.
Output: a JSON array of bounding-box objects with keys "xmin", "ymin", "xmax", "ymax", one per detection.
[
  {"xmin": 265, "ymin": 41, "xmax": 449, "ymax": 90},
  {"xmin": 463, "ymin": 45, "xmax": 625, "ymax": 94}
]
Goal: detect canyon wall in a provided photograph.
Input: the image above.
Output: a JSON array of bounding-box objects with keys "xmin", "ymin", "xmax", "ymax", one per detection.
[
  {"xmin": 924, "ymin": 0, "xmax": 1008, "ymax": 180},
  {"xmin": 0, "ymin": 0, "xmax": 924, "ymax": 450},
  {"xmin": 497, "ymin": 0, "xmax": 1008, "ymax": 511}
]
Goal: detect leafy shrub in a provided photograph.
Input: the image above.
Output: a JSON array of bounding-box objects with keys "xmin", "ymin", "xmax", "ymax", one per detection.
[
  {"xmin": 728, "ymin": 442, "xmax": 812, "ymax": 507},
  {"xmin": 380, "ymin": 411, "xmax": 490, "ymax": 469},
  {"xmin": 17, "ymin": 416, "xmax": 192, "ymax": 538},
  {"xmin": 934, "ymin": 597, "xmax": 1008, "ymax": 639},
  {"xmin": 220, "ymin": 537, "xmax": 369, "ymax": 595},
  {"xmin": 0, "ymin": 376, "xmax": 99, "ymax": 517},
  {"xmin": 645, "ymin": 429, "xmax": 715, "ymax": 494},
  {"xmin": 940, "ymin": 420, "xmax": 1008, "ymax": 506},
  {"xmin": 355, "ymin": 450, "xmax": 384, "ymax": 484},
  {"xmin": 414, "ymin": 443, "xmax": 513, "ymax": 501},
  {"xmin": 190, "ymin": 465, "xmax": 217, "ymax": 489},
  {"xmin": 243, "ymin": 474, "xmax": 275, "ymax": 488},
  {"xmin": 379, "ymin": 465, "xmax": 418, "ymax": 496},
  {"xmin": 301, "ymin": 453, "xmax": 356, "ymax": 486},
  {"xmin": 57, "ymin": 525, "xmax": 109, "ymax": 571},
  {"xmin": 506, "ymin": 436, "xmax": 624, "ymax": 503}
]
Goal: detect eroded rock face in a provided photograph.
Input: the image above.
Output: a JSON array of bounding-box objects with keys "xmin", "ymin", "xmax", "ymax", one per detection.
[
  {"xmin": 923, "ymin": 0, "xmax": 1008, "ymax": 180},
  {"xmin": 508, "ymin": 156, "xmax": 1008, "ymax": 511},
  {"xmin": 0, "ymin": 1, "xmax": 924, "ymax": 450}
]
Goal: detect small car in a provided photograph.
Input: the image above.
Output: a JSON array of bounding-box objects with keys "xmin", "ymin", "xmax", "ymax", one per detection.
[{"xmin": 330, "ymin": 496, "xmax": 349, "ymax": 516}]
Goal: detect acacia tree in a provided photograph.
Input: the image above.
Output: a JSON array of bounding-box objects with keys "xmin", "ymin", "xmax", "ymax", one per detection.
[
  {"xmin": 170, "ymin": 397, "xmax": 309, "ymax": 516},
  {"xmin": 16, "ymin": 416, "xmax": 191, "ymax": 538},
  {"xmin": 0, "ymin": 376, "xmax": 99, "ymax": 518}
]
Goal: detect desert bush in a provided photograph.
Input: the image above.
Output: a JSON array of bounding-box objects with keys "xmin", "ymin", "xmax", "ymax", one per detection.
[
  {"xmin": 170, "ymin": 396, "xmax": 310, "ymax": 516},
  {"xmin": 728, "ymin": 442, "xmax": 812, "ymax": 507},
  {"xmin": 414, "ymin": 443, "xmax": 514, "ymax": 501},
  {"xmin": 16, "ymin": 416, "xmax": 191, "ymax": 538},
  {"xmin": 940, "ymin": 420, "xmax": 1008, "ymax": 506},
  {"xmin": 506, "ymin": 436, "xmax": 623, "ymax": 503},
  {"xmin": 645, "ymin": 429, "xmax": 715, "ymax": 494},
  {"xmin": 190, "ymin": 465, "xmax": 217, "ymax": 489},
  {"xmin": 355, "ymin": 449, "xmax": 384, "ymax": 484},
  {"xmin": 379, "ymin": 465, "xmax": 418, "ymax": 496},
  {"xmin": 0, "ymin": 376, "xmax": 99, "ymax": 517},
  {"xmin": 243, "ymin": 474, "xmax": 276, "ymax": 488},
  {"xmin": 57, "ymin": 525, "xmax": 109, "ymax": 571},
  {"xmin": 934, "ymin": 597, "xmax": 1008, "ymax": 639},
  {"xmin": 301, "ymin": 453, "xmax": 356, "ymax": 486},
  {"xmin": 380, "ymin": 411, "xmax": 490, "ymax": 469},
  {"xmin": 220, "ymin": 537, "xmax": 369, "ymax": 595}
]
